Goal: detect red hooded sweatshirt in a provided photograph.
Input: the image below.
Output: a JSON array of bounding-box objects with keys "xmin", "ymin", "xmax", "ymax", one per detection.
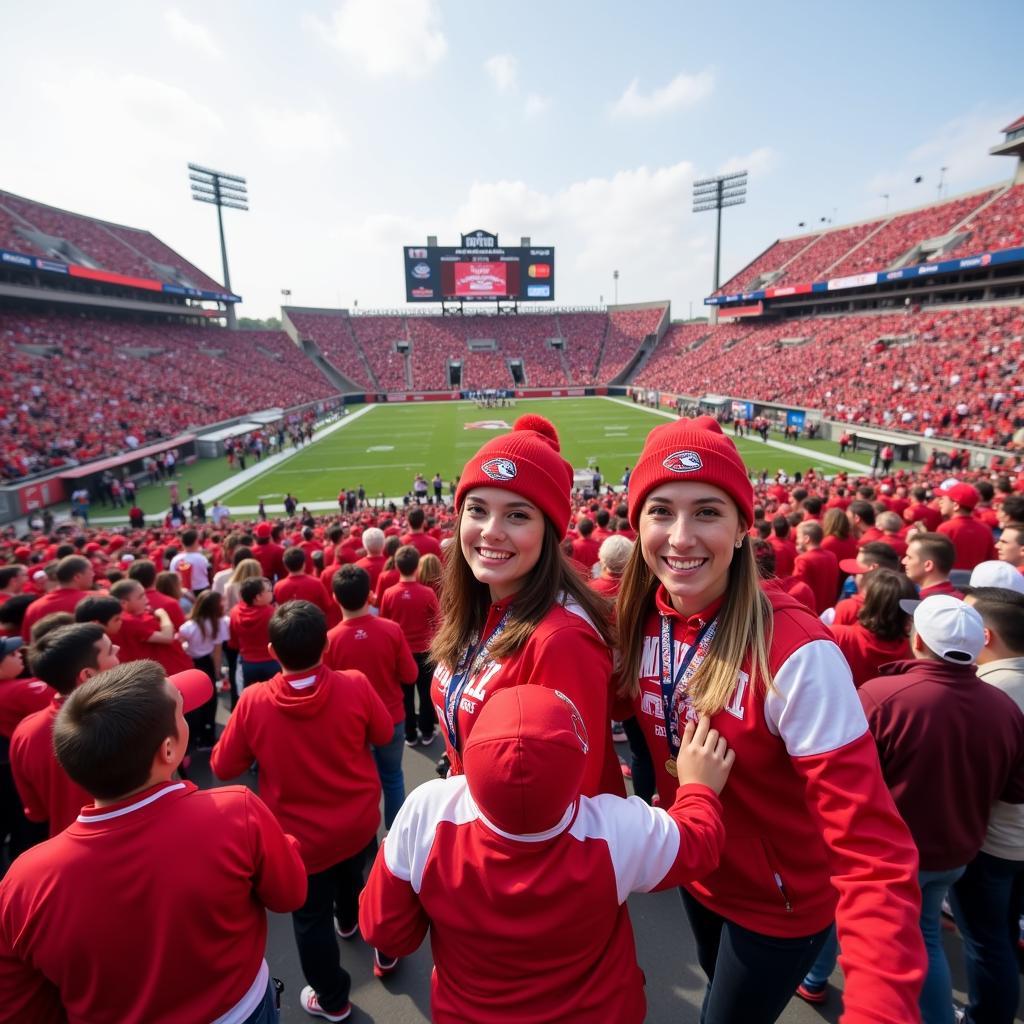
[{"xmin": 211, "ymin": 664, "xmax": 393, "ymax": 873}]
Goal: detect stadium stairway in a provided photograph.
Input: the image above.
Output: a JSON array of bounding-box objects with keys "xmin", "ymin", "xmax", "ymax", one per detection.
[{"xmin": 345, "ymin": 317, "xmax": 380, "ymax": 390}]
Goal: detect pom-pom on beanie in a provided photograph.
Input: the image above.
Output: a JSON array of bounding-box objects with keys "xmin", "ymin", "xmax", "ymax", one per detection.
[
  {"xmin": 455, "ymin": 415, "xmax": 573, "ymax": 535},
  {"xmin": 627, "ymin": 416, "xmax": 753, "ymax": 529}
]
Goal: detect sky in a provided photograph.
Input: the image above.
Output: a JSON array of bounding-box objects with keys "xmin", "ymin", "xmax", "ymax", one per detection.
[{"xmin": 1, "ymin": 0, "xmax": 1022, "ymax": 320}]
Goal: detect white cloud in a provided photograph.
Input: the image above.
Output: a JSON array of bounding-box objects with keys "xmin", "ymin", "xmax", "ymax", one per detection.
[
  {"xmin": 719, "ymin": 146, "xmax": 777, "ymax": 178},
  {"xmin": 524, "ymin": 93, "xmax": 551, "ymax": 118},
  {"xmin": 307, "ymin": 0, "xmax": 447, "ymax": 78},
  {"xmin": 610, "ymin": 70, "xmax": 713, "ymax": 119},
  {"xmin": 163, "ymin": 8, "xmax": 223, "ymax": 59},
  {"xmin": 249, "ymin": 107, "xmax": 346, "ymax": 155},
  {"xmin": 484, "ymin": 54, "xmax": 518, "ymax": 94}
]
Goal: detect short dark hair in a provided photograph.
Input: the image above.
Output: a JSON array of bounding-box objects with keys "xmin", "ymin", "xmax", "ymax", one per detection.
[
  {"xmin": 395, "ymin": 544, "xmax": 420, "ymax": 576},
  {"xmin": 858, "ymin": 569, "xmax": 917, "ymax": 641},
  {"xmin": 848, "ymin": 500, "xmax": 875, "ymax": 527},
  {"xmin": 54, "ymin": 661, "xmax": 177, "ymax": 800},
  {"xmin": 799, "ymin": 521, "xmax": 823, "ymax": 545},
  {"xmin": 181, "ymin": 529, "xmax": 198, "ymax": 547},
  {"xmin": 283, "ymin": 546, "xmax": 306, "ymax": 572},
  {"xmin": 0, "ymin": 566, "xmax": 26, "ymax": 589},
  {"xmin": 29, "ymin": 623, "xmax": 106, "ymax": 695},
  {"xmin": 803, "ymin": 496, "xmax": 823, "ymax": 516},
  {"xmin": 859, "ymin": 541, "xmax": 900, "ymax": 571},
  {"xmin": 240, "ymin": 576, "xmax": 269, "ymax": 606},
  {"xmin": 407, "ymin": 507, "xmax": 425, "ymax": 530},
  {"xmin": 907, "ymin": 532, "xmax": 954, "ymax": 575},
  {"xmin": 110, "ymin": 578, "xmax": 143, "ymax": 603},
  {"xmin": 29, "ymin": 612, "xmax": 76, "ymax": 644},
  {"xmin": 578, "ymin": 518, "xmax": 594, "ymax": 537},
  {"xmin": 595, "ymin": 509, "xmax": 610, "ymax": 528},
  {"xmin": 969, "ymin": 589, "xmax": 1024, "ymax": 656},
  {"xmin": 332, "ymin": 565, "xmax": 370, "ymax": 611},
  {"xmin": 74, "ymin": 595, "xmax": 123, "ymax": 627},
  {"xmin": 268, "ymin": 601, "xmax": 326, "ymax": 671},
  {"xmin": 1003, "ymin": 495, "xmax": 1024, "ymax": 522},
  {"xmin": 0, "ymin": 594, "xmax": 35, "ymax": 631},
  {"xmin": 127, "ymin": 559, "xmax": 157, "ymax": 589},
  {"xmin": 232, "ymin": 546, "xmax": 254, "ymax": 567},
  {"xmin": 772, "ymin": 516, "xmax": 790, "ymax": 540},
  {"xmin": 56, "ymin": 555, "xmax": 91, "ymax": 585}
]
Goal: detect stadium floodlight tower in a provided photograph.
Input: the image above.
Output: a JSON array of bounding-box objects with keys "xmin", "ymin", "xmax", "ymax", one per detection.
[
  {"xmin": 692, "ymin": 171, "xmax": 747, "ymax": 300},
  {"xmin": 188, "ymin": 163, "xmax": 248, "ymax": 329}
]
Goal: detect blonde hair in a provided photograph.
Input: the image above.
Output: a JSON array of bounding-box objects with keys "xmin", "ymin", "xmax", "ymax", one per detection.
[
  {"xmin": 228, "ymin": 558, "xmax": 262, "ymax": 587},
  {"xmin": 417, "ymin": 553, "xmax": 442, "ymax": 589},
  {"xmin": 615, "ymin": 535, "xmax": 773, "ymax": 716}
]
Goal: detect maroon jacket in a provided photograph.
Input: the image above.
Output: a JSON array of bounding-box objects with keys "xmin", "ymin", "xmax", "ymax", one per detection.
[{"xmin": 859, "ymin": 658, "xmax": 1024, "ymax": 871}]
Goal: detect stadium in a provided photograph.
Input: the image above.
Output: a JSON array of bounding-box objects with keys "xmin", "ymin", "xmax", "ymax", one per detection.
[{"xmin": 2, "ymin": 10, "xmax": 1024, "ymax": 1022}]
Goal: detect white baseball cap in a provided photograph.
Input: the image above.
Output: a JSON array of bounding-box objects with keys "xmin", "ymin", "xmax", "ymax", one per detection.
[
  {"xmin": 967, "ymin": 560, "xmax": 1024, "ymax": 596},
  {"xmin": 906, "ymin": 594, "xmax": 985, "ymax": 665}
]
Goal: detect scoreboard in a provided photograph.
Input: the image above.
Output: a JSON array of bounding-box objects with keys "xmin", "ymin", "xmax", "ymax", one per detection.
[{"xmin": 403, "ymin": 230, "xmax": 555, "ymax": 303}]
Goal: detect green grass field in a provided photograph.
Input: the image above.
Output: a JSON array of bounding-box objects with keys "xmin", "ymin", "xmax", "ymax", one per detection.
[{"xmin": 214, "ymin": 398, "xmax": 889, "ymax": 508}]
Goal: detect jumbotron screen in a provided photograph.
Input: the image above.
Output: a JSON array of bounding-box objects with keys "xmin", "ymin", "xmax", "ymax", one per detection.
[{"xmin": 404, "ymin": 230, "xmax": 555, "ymax": 302}]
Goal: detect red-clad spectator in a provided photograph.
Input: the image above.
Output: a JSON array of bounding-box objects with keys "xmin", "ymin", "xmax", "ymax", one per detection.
[
  {"xmin": 768, "ymin": 516, "xmax": 797, "ymax": 578},
  {"xmin": 0, "ymin": 638, "xmax": 51, "ymax": 741},
  {"xmin": 936, "ymin": 483, "xmax": 997, "ymax": 570},
  {"xmin": 10, "ymin": 624, "xmax": 119, "ymax": 837},
  {"xmin": 20, "ymin": 555, "xmax": 94, "ymax": 641},
  {"xmin": 902, "ymin": 533, "xmax": 963, "ymax": 600},
  {"xmin": 753, "ymin": 540, "xmax": 816, "ymax": 614},
  {"xmin": 571, "ymin": 518, "xmax": 602, "ymax": 576},
  {"xmin": 325, "ymin": 565, "xmax": 418, "ymax": 828},
  {"xmin": 589, "ymin": 535, "xmax": 633, "ymax": 599},
  {"xmin": 354, "ymin": 527, "xmax": 388, "ymax": 593},
  {"xmin": 251, "ymin": 523, "xmax": 286, "ymax": 583},
  {"xmin": 125, "ymin": 560, "xmax": 193, "ymax": 675},
  {"xmin": 793, "ymin": 522, "xmax": 840, "ymax": 614},
  {"xmin": 904, "ymin": 487, "xmax": 943, "ymax": 532},
  {"xmin": 229, "ymin": 576, "xmax": 278, "ymax": 688},
  {"xmin": 274, "ymin": 547, "xmax": 332, "ymax": 617},
  {"xmin": 399, "ymin": 507, "xmax": 441, "ymax": 559},
  {"xmin": 108, "ymin": 579, "xmax": 177, "ymax": 664},
  {"xmin": 832, "ymin": 543, "xmax": 905, "ymax": 625}
]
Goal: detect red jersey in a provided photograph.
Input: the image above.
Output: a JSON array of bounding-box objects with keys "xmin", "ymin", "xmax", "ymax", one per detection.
[
  {"xmin": 793, "ymin": 547, "xmax": 840, "ymax": 613},
  {"xmin": 919, "ymin": 579, "xmax": 964, "ymax": 600},
  {"xmin": 767, "ymin": 535, "xmax": 797, "ymax": 578},
  {"xmin": 937, "ymin": 516, "xmax": 997, "ymax": 571},
  {"xmin": 400, "ymin": 532, "xmax": 442, "ymax": 559},
  {"xmin": 0, "ymin": 678, "xmax": 53, "ymax": 740},
  {"xmin": 905, "ymin": 504, "xmax": 943, "ymax": 532},
  {"xmin": 829, "ymin": 623, "xmax": 911, "ymax": 688},
  {"xmin": 380, "ymin": 580, "xmax": 440, "ymax": 654},
  {"xmin": 21, "ymin": 589, "xmax": 87, "ymax": 641},
  {"xmin": 630, "ymin": 586, "xmax": 924, "ymax": 1023},
  {"xmin": 142, "ymin": 590, "xmax": 193, "ymax": 675},
  {"xmin": 210, "ymin": 665, "xmax": 393, "ymax": 873},
  {"xmin": 10, "ymin": 701, "xmax": 92, "ymax": 836},
  {"xmin": 325, "ymin": 615, "xmax": 418, "ymax": 725},
  {"xmin": 821, "ymin": 533, "xmax": 860, "ymax": 568},
  {"xmin": 116, "ymin": 612, "xmax": 174, "ymax": 666},
  {"xmin": 251, "ymin": 541, "xmax": 285, "ymax": 582},
  {"xmin": 273, "ymin": 573, "xmax": 332, "ymax": 616},
  {"xmin": 228, "ymin": 603, "xmax": 275, "ymax": 663},
  {"xmin": 833, "ymin": 591, "xmax": 866, "ymax": 626},
  {"xmin": 0, "ymin": 781, "xmax": 306, "ymax": 1024},
  {"xmin": 570, "ymin": 536, "xmax": 602, "ymax": 573},
  {"xmin": 374, "ymin": 567, "xmax": 400, "ymax": 606},
  {"xmin": 354, "ymin": 554, "xmax": 387, "ymax": 592},
  {"xmin": 588, "ymin": 575, "xmax": 621, "ymax": 597}
]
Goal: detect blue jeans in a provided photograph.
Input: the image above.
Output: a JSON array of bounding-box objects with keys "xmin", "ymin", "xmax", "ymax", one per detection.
[
  {"xmin": 949, "ymin": 851, "xmax": 1024, "ymax": 1024},
  {"xmin": 801, "ymin": 923, "xmax": 838, "ymax": 988},
  {"xmin": 239, "ymin": 978, "xmax": 278, "ymax": 1024},
  {"xmin": 373, "ymin": 722, "xmax": 406, "ymax": 829},
  {"xmin": 241, "ymin": 658, "xmax": 279, "ymax": 689},
  {"xmin": 919, "ymin": 865, "xmax": 966, "ymax": 1024}
]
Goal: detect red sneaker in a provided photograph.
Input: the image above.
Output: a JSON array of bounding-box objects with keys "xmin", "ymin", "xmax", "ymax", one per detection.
[
  {"xmin": 795, "ymin": 982, "xmax": 828, "ymax": 1005},
  {"xmin": 373, "ymin": 949, "xmax": 399, "ymax": 978}
]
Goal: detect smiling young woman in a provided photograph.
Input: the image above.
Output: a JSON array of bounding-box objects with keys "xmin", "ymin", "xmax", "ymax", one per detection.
[
  {"xmin": 615, "ymin": 416, "xmax": 926, "ymax": 1024},
  {"xmin": 429, "ymin": 415, "xmax": 621, "ymax": 798}
]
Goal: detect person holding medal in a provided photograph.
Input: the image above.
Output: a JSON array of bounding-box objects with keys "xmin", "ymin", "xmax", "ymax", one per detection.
[
  {"xmin": 615, "ymin": 415, "xmax": 926, "ymax": 1024},
  {"xmin": 429, "ymin": 414, "xmax": 622, "ymax": 797}
]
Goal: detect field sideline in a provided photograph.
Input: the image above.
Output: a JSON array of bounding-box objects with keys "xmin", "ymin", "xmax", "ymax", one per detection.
[{"xmin": 213, "ymin": 398, "xmax": 890, "ymax": 510}]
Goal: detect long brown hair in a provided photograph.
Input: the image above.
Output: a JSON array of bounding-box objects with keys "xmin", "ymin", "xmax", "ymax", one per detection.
[
  {"xmin": 189, "ymin": 589, "xmax": 225, "ymax": 643},
  {"xmin": 615, "ymin": 533, "xmax": 773, "ymax": 716},
  {"xmin": 857, "ymin": 568, "xmax": 915, "ymax": 642},
  {"xmin": 822, "ymin": 506, "xmax": 850, "ymax": 540},
  {"xmin": 430, "ymin": 513, "xmax": 613, "ymax": 671}
]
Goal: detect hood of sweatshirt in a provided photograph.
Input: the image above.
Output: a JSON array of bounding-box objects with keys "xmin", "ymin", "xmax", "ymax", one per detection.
[
  {"xmin": 265, "ymin": 664, "xmax": 335, "ymax": 718},
  {"xmin": 462, "ymin": 684, "xmax": 587, "ymax": 838}
]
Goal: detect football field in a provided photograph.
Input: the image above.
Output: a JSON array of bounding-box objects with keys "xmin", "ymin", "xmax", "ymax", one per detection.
[{"xmin": 217, "ymin": 398, "xmax": 883, "ymax": 508}]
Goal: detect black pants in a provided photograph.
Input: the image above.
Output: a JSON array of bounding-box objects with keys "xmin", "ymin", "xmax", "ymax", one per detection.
[
  {"xmin": 680, "ymin": 888, "xmax": 831, "ymax": 1024},
  {"xmin": 224, "ymin": 645, "xmax": 240, "ymax": 708},
  {"xmin": 292, "ymin": 841, "xmax": 374, "ymax": 1013},
  {"xmin": 403, "ymin": 652, "xmax": 437, "ymax": 743},
  {"xmin": 622, "ymin": 715, "xmax": 655, "ymax": 805},
  {"xmin": 185, "ymin": 654, "xmax": 219, "ymax": 748},
  {"xmin": 0, "ymin": 760, "xmax": 46, "ymax": 865}
]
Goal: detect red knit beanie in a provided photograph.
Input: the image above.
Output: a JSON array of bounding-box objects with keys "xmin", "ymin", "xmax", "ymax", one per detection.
[
  {"xmin": 627, "ymin": 416, "xmax": 754, "ymax": 528},
  {"xmin": 455, "ymin": 415, "xmax": 573, "ymax": 535}
]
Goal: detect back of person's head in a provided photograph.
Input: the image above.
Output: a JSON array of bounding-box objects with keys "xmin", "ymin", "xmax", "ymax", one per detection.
[
  {"xmin": 29, "ymin": 623, "xmax": 106, "ymax": 695},
  {"xmin": 803, "ymin": 496, "xmax": 823, "ymax": 516},
  {"xmin": 268, "ymin": 601, "xmax": 327, "ymax": 672},
  {"xmin": 595, "ymin": 508, "xmax": 610, "ymax": 528},
  {"xmin": 752, "ymin": 538, "xmax": 776, "ymax": 578},
  {"xmin": 598, "ymin": 535, "xmax": 633, "ymax": 577},
  {"xmin": 53, "ymin": 661, "xmax": 176, "ymax": 800},
  {"xmin": 876, "ymin": 511, "xmax": 903, "ymax": 534},
  {"xmin": 463, "ymin": 684, "xmax": 587, "ymax": 836},
  {"xmin": 1002, "ymin": 495, "xmax": 1024, "ymax": 523},
  {"xmin": 0, "ymin": 594, "xmax": 35, "ymax": 634},
  {"xmin": 283, "ymin": 546, "xmax": 307, "ymax": 573},
  {"xmin": 910, "ymin": 594, "xmax": 985, "ymax": 665},
  {"xmin": 239, "ymin": 576, "xmax": 269, "ymax": 606},
  {"xmin": 822, "ymin": 506, "xmax": 850, "ymax": 539},
  {"xmin": 858, "ymin": 569, "xmax": 917, "ymax": 641},
  {"xmin": 849, "ymin": 500, "xmax": 875, "ymax": 526},
  {"xmin": 181, "ymin": 529, "xmax": 198, "ymax": 548},
  {"xmin": 755, "ymin": 520, "xmax": 772, "ymax": 540},
  {"xmin": 30, "ymin": 611, "xmax": 76, "ymax": 644},
  {"xmin": 56, "ymin": 555, "xmax": 90, "ymax": 586},
  {"xmin": 908, "ymin": 533, "xmax": 954, "ymax": 576},
  {"xmin": 417, "ymin": 553, "xmax": 442, "ymax": 588},
  {"xmin": 333, "ymin": 565, "xmax": 371, "ymax": 611},
  {"xmin": 911, "ymin": 486, "xmax": 928, "ymax": 502},
  {"xmin": 302, "ymin": 527, "xmax": 314, "ymax": 542},
  {"xmin": 772, "ymin": 516, "xmax": 790, "ymax": 540},
  {"xmin": 362, "ymin": 527, "xmax": 385, "ymax": 555},
  {"xmin": 577, "ymin": 517, "xmax": 594, "ymax": 538},
  {"xmin": 155, "ymin": 571, "xmax": 181, "ymax": 599},
  {"xmin": 126, "ymin": 559, "xmax": 158, "ymax": 589},
  {"xmin": 969, "ymin": 589, "xmax": 1024, "ymax": 657},
  {"xmin": 860, "ymin": 541, "xmax": 900, "ymax": 571},
  {"xmin": 395, "ymin": 544, "xmax": 420, "ymax": 577},
  {"xmin": 799, "ymin": 521, "xmax": 823, "ymax": 546},
  {"xmin": 232, "ymin": 546, "xmax": 254, "ymax": 568},
  {"xmin": 229, "ymin": 558, "xmax": 262, "ymax": 587},
  {"xmin": 110, "ymin": 578, "xmax": 144, "ymax": 604},
  {"xmin": 0, "ymin": 566, "xmax": 25, "ymax": 590},
  {"xmin": 407, "ymin": 507, "xmax": 425, "ymax": 530},
  {"xmin": 976, "ymin": 480, "xmax": 994, "ymax": 503}
]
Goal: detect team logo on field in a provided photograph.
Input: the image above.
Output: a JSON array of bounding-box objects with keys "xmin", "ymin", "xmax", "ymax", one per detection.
[
  {"xmin": 465, "ymin": 420, "xmax": 511, "ymax": 431},
  {"xmin": 553, "ymin": 690, "xmax": 589, "ymax": 754},
  {"xmin": 662, "ymin": 450, "xmax": 703, "ymax": 473},
  {"xmin": 481, "ymin": 457, "xmax": 517, "ymax": 481}
]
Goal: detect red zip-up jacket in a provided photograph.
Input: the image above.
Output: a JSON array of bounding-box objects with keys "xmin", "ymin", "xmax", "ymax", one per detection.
[
  {"xmin": 228, "ymin": 603, "xmax": 275, "ymax": 663},
  {"xmin": 211, "ymin": 664, "xmax": 393, "ymax": 872},
  {"xmin": 630, "ymin": 586, "xmax": 924, "ymax": 1024}
]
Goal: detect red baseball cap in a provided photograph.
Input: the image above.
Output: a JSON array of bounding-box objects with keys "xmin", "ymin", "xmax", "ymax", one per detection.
[
  {"xmin": 839, "ymin": 558, "xmax": 870, "ymax": 575},
  {"xmin": 169, "ymin": 669, "xmax": 214, "ymax": 713},
  {"xmin": 254, "ymin": 522, "xmax": 273, "ymax": 539},
  {"xmin": 937, "ymin": 482, "xmax": 979, "ymax": 510}
]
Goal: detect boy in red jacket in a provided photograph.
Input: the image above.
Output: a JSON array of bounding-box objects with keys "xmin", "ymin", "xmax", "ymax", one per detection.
[
  {"xmin": 0, "ymin": 659, "xmax": 303, "ymax": 1024},
  {"xmin": 212, "ymin": 600, "xmax": 394, "ymax": 1023},
  {"xmin": 229, "ymin": 576, "xmax": 278, "ymax": 688},
  {"xmin": 360, "ymin": 685, "xmax": 731, "ymax": 1024}
]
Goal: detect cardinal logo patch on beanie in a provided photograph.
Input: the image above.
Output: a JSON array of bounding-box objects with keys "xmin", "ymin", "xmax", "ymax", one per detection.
[
  {"xmin": 662, "ymin": 450, "xmax": 703, "ymax": 473},
  {"xmin": 481, "ymin": 457, "xmax": 518, "ymax": 481}
]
